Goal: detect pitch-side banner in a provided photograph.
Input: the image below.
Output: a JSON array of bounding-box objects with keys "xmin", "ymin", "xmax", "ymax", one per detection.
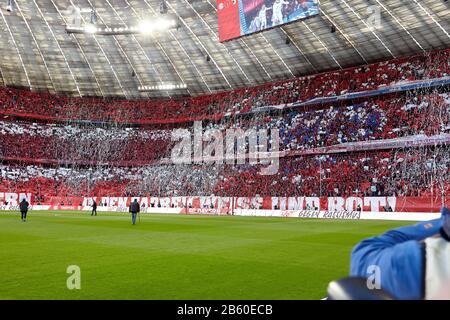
[
  {"xmin": 0, "ymin": 193, "xmax": 447, "ymax": 213},
  {"xmin": 217, "ymin": 0, "xmax": 320, "ymax": 42}
]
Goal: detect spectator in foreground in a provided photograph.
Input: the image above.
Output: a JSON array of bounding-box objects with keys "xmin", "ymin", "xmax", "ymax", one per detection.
[{"xmin": 350, "ymin": 207, "xmax": 450, "ymax": 299}]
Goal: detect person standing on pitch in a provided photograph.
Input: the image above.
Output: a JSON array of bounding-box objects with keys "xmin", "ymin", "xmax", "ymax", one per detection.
[
  {"xmin": 19, "ymin": 198, "xmax": 29, "ymax": 222},
  {"xmin": 271, "ymin": 0, "xmax": 289, "ymax": 26},
  {"xmin": 129, "ymin": 199, "xmax": 140, "ymax": 225},
  {"xmin": 91, "ymin": 199, "xmax": 97, "ymax": 216}
]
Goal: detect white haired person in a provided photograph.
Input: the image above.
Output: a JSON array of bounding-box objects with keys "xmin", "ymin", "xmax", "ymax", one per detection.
[
  {"xmin": 271, "ymin": 0, "xmax": 289, "ymax": 26},
  {"xmin": 258, "ymin": 4, "xmax": 270, "ymax": 30},
  {"xmin": 350, "ymin": 207, "xmax": 450, "ymax": 299}
]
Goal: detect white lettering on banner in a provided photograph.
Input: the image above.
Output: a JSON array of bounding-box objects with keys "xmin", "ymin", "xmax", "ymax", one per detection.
[
  {"xmin": 0, "ymin": 194, "xmax": 441, "ymax": 217},
  {"xmin": 288, "ymin": 197, "xmax": 305, "ymax": 210},
  {"xmin": 271, "ymin": 197, "xmax": 278, "ymax": 209},
  {"xmin": 82, "ymin": 198, "xmax": 89, "ymax": 206},
  {"xmin": 346, "ymin": 197, "xmax": 363, "ymax": 212},
  {"xmin": 170, "ymin": 197, "xmax": 180, "ymax": 208},
  {"xmin": 117, "ymin": 197, "xmax": 128, "ymax": 207},
  {"xmin": 5, "ymin": 193, "xmax": 18, "ymax": 206},
  {"xmin": 178, "ymin": 197, "xmax": 186, "ymax": 208},
  {"xmin": 209, "ymin": 196, "xmax": 219, "ymax": 208},
  {"xmin": 251, "ymin": 196, "xmax": 263, "ymax": 209},
  {"xmin": 279, "ymin": 197, "xmax": 287, "ymax": 210},
  {"xmin": 109, "ymin": 197, "xmax": 118, "ymax": 207},
  {"xmin": 0, "ymin": 192, "xmax": 32, "ymax": 206},
  {"xmin": 387, "ymin": 197, "xmax": 396, "ymax": 211},
  {"xmin": 139, "ymin": 197, "xmax": 148, "ymax": 207},
  {"xmin": 236, "ymin": 197, "xmax": 253, "ymax": 209},
  {"xmin": 77, "ymin": 196, "xmax": 399, "ymax": 212},
  {"xmin": 364, "ymin": 197, "xmax": 386, "ymax": 212},
  {"xmin": 305, "ymin": 197, "xmax": 320, "ymax": 210},
  {"xmin": 22, "ymin": 193, "xmax": 32, "ymax": 202},
  {"xmin": 199, "ymin": 196, "xmax": 208, "ymax": 208},
  {"xmin": 176, "ymin": 196, "xmax": 190, "ymax": 208},
  {"xmin": 101, "ymin": 197, "xmax": 109, "ymax": 206},
  {"xmin": 328, "ymin": 197, "xmax": 346, "ymax": 212},
  {"xmin": 150, "ymin": 196, "xmax": 159, "ymax": 207},
  {"xmin": 159, "ymin": 197, "xmax": 170, "ymax": 208},
  {"xmin": 185, "ymin": 197, "xmax": 194, "ymax": 208},
  {"xmin": 218, "ymin": 197, "xmax": 231, "ymax": 209},
  {"xmin": 171, "ymin": 197, "xmax": 181, "ymax": 208},
  {"xmin": 100, "ymin": 197, "xmax": 108, "ymax": 206}
]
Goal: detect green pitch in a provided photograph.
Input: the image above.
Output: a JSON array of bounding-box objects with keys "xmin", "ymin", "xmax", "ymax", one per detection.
[{"xmin": 0, "ymin": 211, "xmax": 411, "ymax": 300}]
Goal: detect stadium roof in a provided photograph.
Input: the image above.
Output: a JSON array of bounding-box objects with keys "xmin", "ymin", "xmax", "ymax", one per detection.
[{"xmin": 0, "ymin": 0, "xmax": 449, "ymax": 99}]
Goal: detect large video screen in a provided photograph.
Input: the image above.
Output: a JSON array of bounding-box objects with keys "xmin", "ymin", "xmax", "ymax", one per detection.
[{"xmin": 217, "ymin": 0, "xmax": 319, "ymax": 42}]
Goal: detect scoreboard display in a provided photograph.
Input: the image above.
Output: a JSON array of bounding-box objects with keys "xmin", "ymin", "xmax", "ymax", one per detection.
[{"xmin": 217, "ymin": 0, "xmax": 320, "ymax": 42}]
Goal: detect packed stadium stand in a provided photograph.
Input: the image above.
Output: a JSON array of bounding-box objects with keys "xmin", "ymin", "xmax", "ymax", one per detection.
[
  {"xmin": 0, "ymin": 49, "xmax": 449, "ymax": 203},
  {"xmin": 1, "ymin": 49, "xmax": 449, "ymax": 123}
]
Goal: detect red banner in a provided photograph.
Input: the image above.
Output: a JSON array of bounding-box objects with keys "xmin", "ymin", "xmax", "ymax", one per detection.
[
  {"xmin": 217, "ymin": 0, "xmax": 241, "ymax": 42},
  {"xmin": 1, "ymin": 193, "xmax": 447, "ymax": 213}
]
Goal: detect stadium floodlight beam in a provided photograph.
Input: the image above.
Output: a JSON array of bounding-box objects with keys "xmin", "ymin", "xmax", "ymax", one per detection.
[
  {"xmin": 139, "ymin": 20, "xmax": 155, "ymax": 34},
  {"xmin": 138, "ymin": 83, "xmax": 187, "ymax": 91},
  {"xmin": 138, "ymin": 18, "xmax": 177, "ymax": 34},
  {"xmin": 65, "ymin": 18, "xmax": 178, "ymax": 35},
  {"xmin": 84, "ymin": 24, "xmax": 97, "ymax": 34}
]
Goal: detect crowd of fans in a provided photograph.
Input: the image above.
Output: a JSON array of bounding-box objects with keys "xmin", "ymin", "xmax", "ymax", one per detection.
[
  {"xmin": 0, "ymin": 121, "xmax": 173, "ymax": 164},
  {"xmin": 241, "ymin": 91, "xmax": 449, "ymax": 150},
  {"xmin": 0, "ymin": 163, "xmax": 220, "ymax": 199},
  {"xmin": 0, "ymin": 146, "xmax": 448, "ymax": 200},
  {"xmin": 0, "ymin": 49, "xmax": 448, "ymax": 124},
  {"xmin": 0, "ymin": 49, "xmax": 449, "ymax": 201},
  {"xmin": 0, "ymin": 91, "xmax": 448, "ymax": 164},
  {"xmin": 215, "ymin": 147, "xmax": 450, "ymax": 198}
]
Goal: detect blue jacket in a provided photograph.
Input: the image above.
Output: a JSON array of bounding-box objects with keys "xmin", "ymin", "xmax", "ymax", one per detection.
[{"xmin": 350, "ymin": 207, "xmax": 449, "ymax": 300}]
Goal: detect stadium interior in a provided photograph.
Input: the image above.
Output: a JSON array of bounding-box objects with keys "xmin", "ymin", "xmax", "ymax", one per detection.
[
  {"xmin": 1, "ymin": 49, "xmax": 449, "ymax": 202},
  {"xmin": 0, "ymin": 0, "xmax": 449, "ymax": 301}
]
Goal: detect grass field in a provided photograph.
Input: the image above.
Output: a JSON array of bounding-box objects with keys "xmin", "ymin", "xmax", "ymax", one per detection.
[{"xmin": 0, "ymin": 211, "xmax": 412, "ymax": 300}]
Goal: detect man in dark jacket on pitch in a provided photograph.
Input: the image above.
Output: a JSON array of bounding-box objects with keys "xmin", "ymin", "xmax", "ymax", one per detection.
[
  {"xmin": 91, "ymin": 199, "xmax": 97, "ymax": 216},
  {"xmin": 129, "ymin": 199, "xmax": 140, "ymax": 225},
  {"xmin": 19, "ymin": 198, "xmax": 29, "ymax": 222}
]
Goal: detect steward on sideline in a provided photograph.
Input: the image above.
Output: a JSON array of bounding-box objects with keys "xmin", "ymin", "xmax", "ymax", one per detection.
[
  {"xmin": 129, "ymin": 199, "xmax": 140, "ymax": 225},
  {"xmin": 19, "ymin": 198, "xmax": 29, "ymax": 222}
]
